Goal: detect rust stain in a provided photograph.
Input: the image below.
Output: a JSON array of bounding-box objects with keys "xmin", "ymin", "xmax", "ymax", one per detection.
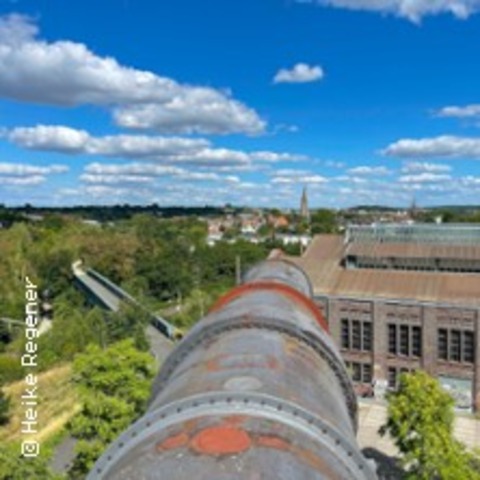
[
  {"xmin": 209, "ymin": 281, "xmax": 329, "ymax": 332},
  {"xmin": 223, "ymin": 415, "xmax": 247, "ymax": 426},
  {"xmin": 205, "ymin": 354, "xmax": 279, "ymax": 372},
  {"xmin": 205, "ymin": 354, "xmax": 227, "ymax": 372},
  {"xmin": 257, "ymin": 435, "xmax": 290, "ymax": 451},
  {"xmin": 292, "ymin": 445, "xmax": 341, "ymax": 479},
  {"xmin": 190, "ymin": 426, "xmax": 252, "ymax": 456},
  {"xmin": 183, "ymin": 418, "xmax": 199, "ymax": 433},
  {"xmin": 156, "ymin": 432, "xmax": 189, "ymax": 452}
]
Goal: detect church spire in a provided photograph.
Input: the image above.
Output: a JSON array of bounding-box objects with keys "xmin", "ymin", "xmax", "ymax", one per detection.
[{"xmin": 300, "ymin": 185, "xmax": 310, "ymax": 223}]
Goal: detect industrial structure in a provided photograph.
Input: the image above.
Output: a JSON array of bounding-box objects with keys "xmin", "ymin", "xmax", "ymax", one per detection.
[
  {"xmin": 72, "ymin": 260, "xmax": 181, "ymax": 341},
  {"xmin": 290, "ymin": 224, "xmax": 480, "ymax": 410},
  {"xmin": 88, "ymin": 260, "xmax": 377, "ymax": 479}
]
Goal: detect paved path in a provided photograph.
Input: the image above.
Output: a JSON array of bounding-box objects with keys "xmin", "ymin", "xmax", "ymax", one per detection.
[{"xmin": 357, "ymin": 399, "xmax": 480, "ymax": 456}]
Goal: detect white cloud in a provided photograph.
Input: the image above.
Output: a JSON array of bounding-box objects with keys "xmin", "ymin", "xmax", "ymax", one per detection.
[
  {"xmin": 401, "ymin": 161, "xmax": 452, "ymax": 173},
  {"xmin": 113, "ymin": 98, "xmax": 265, "ymax": 135},
  {"xmin": 8, "ymin": 125, "xmax": 306, "ymax": 168},
  {"xmin": 81, "ymin": 162, "xmax": 241, "ymax": 187},
  {"xmin": 84, "ymin": 162, "xmax": 183, "ymax": 176},
  {"xmin": 80, "ymin": 174, "xmax": 155, "ymax": 184},
  {"xmin": 383, "ymin": 135, "xmax": 480, "ymax": 158},
  {"xmin": 9, "ymin": 125, "xmax": 208, "ymax": 156},
  {"xmin": 398, "ymin": 172, "xmax": 451, "ymax": 183},
  {"xmin": 271, "ymin": 174, "xmax": 328, "ymax": 184},
  {"xmin": 249, "ymin": 151, "xmax": 307, "ymax": 163},
  {"xmin": 0, "ymin": 15, "xmax": 265, "ymax": 135},
  {"xmin": 175, "ymin": 171, "xmax": 220, "ymax": 182},
  {"xmin": 436, "ymin": 104, "xmax": 480, "ymax": 118},
  {"xmin": 83, "ymin": 185, "xmax": 151, "ymax": 199},
  {"xmin": 0, "ymin": 162, "xmax": 68, "ymax": 175},
  {"xmin": 347, "ymin": 166, "xmax": 391, "ymax": 175},
  {"xmin": 299, "ymin": 0, "xmax": 480, "ymax": 22},
  {"xmin": 273, "ymin": 63, "xmax": 324, "ymax": 84},
  {"xmin": 0, "ymin": 161, "xmax": 68, "ymax": 186},
  {"xmin": 8, "ymin": 126, "xmax": 91, "ymax": 153},
  {"xmin": 272, "ymin": 168, "xmax": 314, "ymax": 176},
  {"xmin": 0, "ymin": 175, "xmax": 45, "ymax": 185}
]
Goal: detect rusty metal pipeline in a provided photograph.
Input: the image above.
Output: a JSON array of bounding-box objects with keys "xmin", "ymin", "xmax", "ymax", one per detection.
[{"xmin": 88, "ymin": 259, "xmax": 377, "ymax": 479}]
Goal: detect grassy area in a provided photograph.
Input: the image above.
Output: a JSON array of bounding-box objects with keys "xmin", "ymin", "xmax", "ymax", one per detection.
[{"xmin": 0, "ymin": 364, "xmax": 80, "ymax": 444}]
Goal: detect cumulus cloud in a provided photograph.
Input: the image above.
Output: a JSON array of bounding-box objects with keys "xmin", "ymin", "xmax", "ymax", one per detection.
[
  {"xmin": 401, "ymin": 161, "xmax": 452, "ymax": 173},
  {"xmin": 84, "ymin": 162, "xmax": 183, "ymax": 176},
  {"xmin": 81, "ymin": 162, "xmax": 241, "ymax": 187},
  {"xmin": 80, "ymin": 174, "xmax": 155, "ymax": 185},
  {"xmin": 0, "ymin": 162, "xmax": 68, "ymax": 175},
  {"xmin": 273, "ymin": 63, "xmax": 324, "ymax": 84},
  {"xmin": 398, "ymin": 172, "xmax": 452, "ymax": 183},
  {"xmin": 113, "ymin": 99, "xmax": 265, "ymax": 135},
  {"xmin": 8, "ymin": 124, "xmax": 305, "ymax": 168},
  {"xmin": 0, "ymin": 175, "xmax": 45, "ymax": 185},
  {"xmin": 0, "ymin": 161, "xmax": 68, "ymax": 186},
  {"xmin": 347, "ymin": 166, "xmax": 391, "ymax": 175},
  {"xmin": 8, "ymin": 126, "xmax": 91, "ymax": 153},
  {"xmin": 8, "ymin": 125, "xmax": 208, "ymax": 156},
  {"xmin": 271, "ymin": 174, "xmax": 328, "ymax": 184},
  {"xmin": 0, "ymin": 14, "xmax": 265, "ymax": 135},
  {"xmin": 436, "ymin": 104, "xmax": 480, "ymax": 118},
  {"xmin": 299, "ymin": 0, "xmax": 480, "ymax": 22},
  {"xmin": 382, "ymin": 135, "xmax": 480, "ymax": 158}
]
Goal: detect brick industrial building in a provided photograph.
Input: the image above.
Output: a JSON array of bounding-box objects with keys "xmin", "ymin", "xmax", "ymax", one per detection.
[{"xmin": 289, "ymin": 224, "xmax": 480, "ymax": 411}]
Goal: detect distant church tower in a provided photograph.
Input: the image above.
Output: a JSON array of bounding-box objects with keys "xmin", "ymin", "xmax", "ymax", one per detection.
[
  {"xmin": 300, "ymin": 186, "xmax": 310, "ymax": 223},
  {"xmin": 409, "ymin": 196, "xmax": 418, "ymax": 221}
]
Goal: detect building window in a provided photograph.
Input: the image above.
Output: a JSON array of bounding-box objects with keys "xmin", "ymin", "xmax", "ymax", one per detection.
[
  {"xmin": 438, "ymin": 329, "xmax": 448, "ymax": 360},
  {"xmin": 400, "ymin": 325, "xmax": 409, "ymax": 356},
  {"xmin": 388, "ymin": 366, "xmax": 414, "ymax": 389},
  {"xmin": 412, "ymin": 326, "xmax": 422, "ymax": 357},
  {"xmin": 464, "ymin": 331, "xmax": 474, "ymax": 364},
  {"xmin": 341, "ymin": 319, "xmax": 349, "ymax": 349},
  {"xmin": 340, "ymin": 318, "xmax": 373, "ymax": 352},
  {"xmin": 363, "ymin": 322, "xmax": 372, "ymax": 352},
  {"xmin": 450, "ymin": 330, "xmax": 461, "ymax": 362},
  {"xmin": 388, "ymin": 323, "xmax": 422, "ymax": 358},
  {"xmin": 352, "ymin": 320, "xmax": 361, "ymax": 350},
  {"xmin": 346, "ymin": 362, "xmax": 372, "ymax": 383},
  {"xmin": 438, "ymin": 328, "xmax": 475, "ymax": 364},
  {"xmin": 388, "ymin": 324, "xmax": 397, "ymax": 354}
]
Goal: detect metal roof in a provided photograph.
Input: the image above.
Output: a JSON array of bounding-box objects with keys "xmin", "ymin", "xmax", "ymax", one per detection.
[
  {"xmin": 346, "ymin": 242, "xmax": 480, "ymax": 261},
  {"xmin": 289, "ymin": 235, "xmax": 480, "ymax": 307}
]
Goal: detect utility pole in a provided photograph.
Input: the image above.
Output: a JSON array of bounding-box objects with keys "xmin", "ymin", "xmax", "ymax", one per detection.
[{"xmin": 235, "ymin": 255, "xmax": 241, "ymax": 285}]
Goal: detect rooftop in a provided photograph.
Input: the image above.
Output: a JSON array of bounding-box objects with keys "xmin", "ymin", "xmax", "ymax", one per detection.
[
  {"xmin": 289, "ymin": 234, "xmax": 480, "ymax": 307},
  {"xmin": 347, "ymin": 224, "xmax": 480, "ymax": 246}
]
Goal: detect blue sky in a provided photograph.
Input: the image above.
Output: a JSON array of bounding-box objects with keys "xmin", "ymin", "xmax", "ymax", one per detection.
[{"xmin": 0, "ymin": 0, "xmax": 480, "ymax": 208}]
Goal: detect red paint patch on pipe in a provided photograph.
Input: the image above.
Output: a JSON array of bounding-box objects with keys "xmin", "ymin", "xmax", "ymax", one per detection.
[
  {"xmin": 156, "ymin": 433, "xmax": 189, "ymax": 452},
  {"xmin": 209, "ymin": 281, "xmax": 329, "ymax": 332},
  {"xmin": 257, "ymin": 435, "xmax": 290, "ymax": 451},
  {"xmin": 190, "ymin": 426, "xmax": 251, "ymax": 455}
]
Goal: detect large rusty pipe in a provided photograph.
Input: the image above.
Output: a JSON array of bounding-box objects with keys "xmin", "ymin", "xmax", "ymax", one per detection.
[{"xmin": 88, "ymin": 259, "xmax": 377, "ymax": 479}]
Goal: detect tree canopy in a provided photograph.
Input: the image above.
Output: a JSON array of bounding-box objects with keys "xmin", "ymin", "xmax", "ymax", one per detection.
[
  {"xmin": 380, "ymin": 371, "xmax": 480, "ymax": 480},
  {"xmin": 68, "ymin": 339, "xmax": 155, "ymax": 477}
]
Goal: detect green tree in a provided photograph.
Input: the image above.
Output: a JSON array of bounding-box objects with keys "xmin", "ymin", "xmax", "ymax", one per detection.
[
  {"xmin": 310, "ymin": 209, "xmax": 337, "ymax": 234},
  {"xmin": 72, "ymin": 339, "xmax": 155, "ymax": 413},
  {"xmin": 380, "ymin": 371, "xmax": 480, "ymax": 480},
  {"xmin": 104, "ymin": 304, "xmax": 150, "ymax": 351},
  {"xmin": 68, "ymin": 340, "xmax": 155, "ymax": 476},
  {"xmin": 0, "ymin": 442, "xmax": 63, "ymax": 480}
]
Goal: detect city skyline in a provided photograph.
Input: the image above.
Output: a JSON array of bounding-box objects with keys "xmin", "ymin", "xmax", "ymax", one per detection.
[{"xmin": 0, "ymin": 1, "xmax": 480, "ymax": 207}]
